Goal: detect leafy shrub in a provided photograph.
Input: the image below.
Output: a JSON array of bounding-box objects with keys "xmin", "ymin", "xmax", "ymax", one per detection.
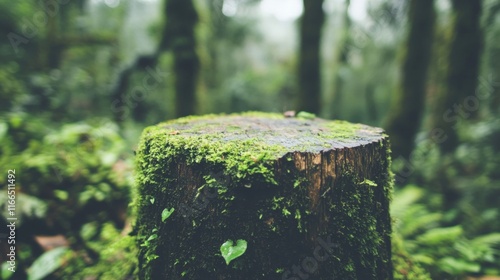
[
  {"xmin": 398, "ymin": 119, "xmax": 500, "ymax": 236},
  {"xmin": 392, "ymin": 185, "xmax": 500, "ymax": 279},
  {"xmin": 0, "ymin": 114, "xmax": 133, "ymax": 279},
  {"xmin": 59, "ymin": 223, "xmax": 138, "ymax": 279}
]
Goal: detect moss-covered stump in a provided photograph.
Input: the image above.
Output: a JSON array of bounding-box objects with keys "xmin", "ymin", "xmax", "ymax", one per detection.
[{"xmin": 134, "ymin": 112, "xmax": 393, "ymax": 280}]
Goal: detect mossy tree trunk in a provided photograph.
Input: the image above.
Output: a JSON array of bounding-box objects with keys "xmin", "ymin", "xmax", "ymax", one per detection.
[
  {"xmin": 384, "ymin": 0, "xmax": 435, "ymax": 160},
  {"xmin": 165, "ymin": 0, "xmax": 200, "ymax": 118},
  {"xmin": 134, "ymin": 113, "xmax": 393, "ymax": 280},
  {"xmin": 297, "ymin": 0, "xmax": 325, "ymax": 115},
  {"xmin": 431, "ymin": 0, "xmax": 483, "ymax": 154}
]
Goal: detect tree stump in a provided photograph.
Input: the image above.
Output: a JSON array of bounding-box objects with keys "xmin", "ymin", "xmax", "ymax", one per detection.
[{"xmin": 134, "ymin": 112, "xmax": 393, "ymax": 280}]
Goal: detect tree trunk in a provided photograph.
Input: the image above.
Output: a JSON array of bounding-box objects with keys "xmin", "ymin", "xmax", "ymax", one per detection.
[
  {"xmin": 134, "ymin": 112, "xmax": 393, "ymax": 280},
  {"xmin": 109, "ymin": 0, "xmax": 200, "ymax": 122},
  {"xmin": 297, "ymin": 0, "xmax": 325, "ymax": 115},
  {"xmin": 448, "ymin": 0, "xmax": 483, "ymax": 108},
  {"xmin": 483, "ymin": 0, "xmax": 500, "ymax": 115},
  {"xmin": 165, "ymin": 0, "xmax": 200, "ymax": 118},
  {"xmin": 384, "ymin": 0, "xmax": 435, "ymax": 160},
  {"xmin": 431, "ymin": 0, "xmax": 482, "ymax": 154},
  {"xmin": 331, "ymin": 0, "xmax": 351, "ymax": 120}
]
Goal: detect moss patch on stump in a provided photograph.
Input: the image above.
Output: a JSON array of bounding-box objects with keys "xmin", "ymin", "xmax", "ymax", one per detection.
[{"xmin": 134, "ymin": 112, "xmax": 393, "ymax": 279}]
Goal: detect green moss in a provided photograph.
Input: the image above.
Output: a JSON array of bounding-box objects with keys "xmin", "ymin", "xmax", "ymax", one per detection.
[
  {"xmin": 294, "ymin": 209, "xmax": 303, "ymax": 232},
  {"xmin": 296, "ymin": 111, "xmax": 316, "ymax": 119},
  {"xmin": 360, "ymin": 179, "xmax": 378, "ymax": 187},
  {"xmin": 136, "ymin": 112, "xmax": 372, "ymax": 189}
]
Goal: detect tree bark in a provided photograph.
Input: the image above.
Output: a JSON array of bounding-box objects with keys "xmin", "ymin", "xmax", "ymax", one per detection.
[
  {"xmin": 297, "ymin": 0, "xmax": 325, "ymax": 115},
  {"xmin": 134, "ymin": 112, "xmax": 393, "ymax": 280},
  {"xmin": 384, "ymin": 0, "xmax": 435, "ymax": 159}
]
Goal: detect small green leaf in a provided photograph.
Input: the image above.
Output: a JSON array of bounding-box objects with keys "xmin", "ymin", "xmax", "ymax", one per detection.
[
  {"xmin": 162, "ymin": 208, "xmax": 175, "ymax": 222},
  {"xmin": 150, "ymin": 197, "xmax": 155, "ymax": 204},
  {"xmin": 148, "ymin": 234, "xmax": 158, "ymax": 240},
  {"xmin": 282, "ymin": 208, "xmax": 291, "ymax": 216},
  {"xmin": 220, "ymin": 239, "xmax": 247, "ymax": 265},
  {"xmin": 294, "ymin": 180, "xmax": 301, "ymax": 188}
]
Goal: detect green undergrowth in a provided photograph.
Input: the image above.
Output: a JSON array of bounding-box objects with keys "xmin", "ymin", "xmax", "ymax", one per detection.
[
  {"xmin": 0, "ymin": 113, "xmax": 135, "ymax": 279},
  {"xmin": 391, "ymin": 185, "xmax": 500, "ymax": 279},
  {"xmin": 60, "ymin": 223, "xmax": 138, "ymax": 279}
]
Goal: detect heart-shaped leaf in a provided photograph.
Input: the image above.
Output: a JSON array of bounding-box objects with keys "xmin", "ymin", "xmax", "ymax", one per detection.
[
  {"xmin": 161, "ymin": 208, "xmax": 175, "ymax": 222},
  {"xmin": 220, "ymin": 239, "xmax": 247, "ymax": 265}
]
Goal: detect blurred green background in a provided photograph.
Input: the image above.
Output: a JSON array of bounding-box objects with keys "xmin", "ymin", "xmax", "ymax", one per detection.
[{"xmin": 1, "ymin": 0, "xmax": 500, "ymax": 279}]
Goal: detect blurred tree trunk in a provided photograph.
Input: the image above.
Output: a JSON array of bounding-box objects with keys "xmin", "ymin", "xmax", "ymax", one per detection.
[
  {"xmin": 384, "ymin": 0, "xmax": 435, "ymax": 159},
  {"xmin": 331, "ymin": 0, "xmax": 351, "ymax": 119},
  {"xmin": 200, "ymin": 0, "xmax": 224, "ymax": 113},
  {"xmin": 110, "ymin": 0, "xmax": 200, "ymax": 122},
  {"xmin": 206, "ymin": 0, "xmax": 224, "ymax": 92},
  {"xmin": 431, "ymin": 0, "xmax": 482, "ymax": 154},
  {"xmin": 38, "ymin": 0, "xmax": 92, "ymax": 70},
  {"xmin": 165, "ymin": 0, "xmax": 200, "ymax": 118},
  {"xmin": 484, "ymin": 1, "xmax": 500, "ymax": 114},
  {"xmin": 38, "ymin": 0, "xmax": 61, "ymax": 69},
  {"xmin": 297, "ymin": 0, "xmax": 325, "ymax": 114},
  {"xmin": 447, "ymin": 0, "xmax": 483, "ymax": 114}
]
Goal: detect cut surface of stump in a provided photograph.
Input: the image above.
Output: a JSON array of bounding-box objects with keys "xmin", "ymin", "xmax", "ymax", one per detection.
[{"xmin": 134, "ymin": 112, "xmax": 393, "ymax": 280}]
